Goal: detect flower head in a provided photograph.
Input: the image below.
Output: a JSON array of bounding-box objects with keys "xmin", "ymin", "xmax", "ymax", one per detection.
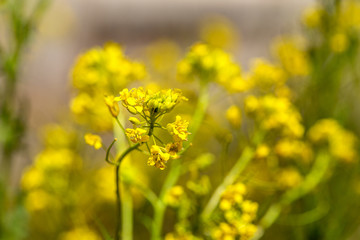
[
  {"xmin": 104, "ymin": 95, "xmax": 120, "ymax": 117},
  {"xmin": 84, "ymin": 133, "xmax": 102, "ymax": 150},
  {"xmin": 167, "ymin": 116, "xmax": 190, "ymax": 142},
  {"xmin": 119, "ymin": 88, "xmax": 187, "ymax": 118},
  {"xmin": 125, "ymin": 128, "xmax": 149, "ymax": 144},
  {"xmin": 148, "ymin": 145, "xmax": 171, "ymax": 170}
]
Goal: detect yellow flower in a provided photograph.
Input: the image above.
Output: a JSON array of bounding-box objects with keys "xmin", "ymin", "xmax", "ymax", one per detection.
[
  {"xmin": 226, "ymin": 105, "xmax": 242, "ymax": 129},
  {"xmin": 220, "ymin": 183, "xmax": 247, "ymax": 211},
  {"xmin": 72, "ymin": 42, "xmax": 146, "ymax": 93},
  {"xmin": 277, "ymin": 168, "xmax": 303, "ymax": 189},
  {"xmin": 255, "ymin": 144, "xmax": 270, "ymax": 159},
  {"xmin": 177, "ymin": 43, "xmax": 246, "ymax": 93},
  {"xmin": 248, "ymin": 58, "xmax": 286, "ymax": 91},
  {"xmin": 200, "ymin": 16, "xmax": 237, "ymax": 48},
  {"xmin": 302, "ymin": 6, "xmax": 324, "ymax": 29},
  {"xmin": 167, "ymin": 116, "xmax": 190, "ymax": 142},
  {"xmin": 272, "ymin": 37, "xmax": 309, "ymax": 77},
  {"xmin": 119, "ymin": 88, "xmax": 187, "ymax": 118},
  {"xmin": 84, "ymin": 133, "xmax": 102, "ymax": 149},
  {"xmin": 104, "ymin": 95, "xmax": 120, "ymax": 117},
  {"xmin": 166, "ymin": 141, "xmax": 183, "ymax": 159},
  {"xmin": 125, "ymin": 128, "xmax": 149, "ymax": 143},
  {"xmin": 165, "ymin": 185, "xmax": 185, "ymax": 207},
  {"xmin": 21, "ymin": 167, "xmax": 44, "ymax": 191},
  {"xmin": 148, "ymin": 145, "xmax": 171, "ymax": 170}
]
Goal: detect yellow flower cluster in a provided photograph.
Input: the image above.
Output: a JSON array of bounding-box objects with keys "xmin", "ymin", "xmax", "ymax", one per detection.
[
  {"xmin": 167, "ymin": 115, "xmax": 190, "ymax": 142},
  {"xmin": 277, "ymin": 168, "xmax": 303, "ymax": 189},
  {"xmin": 212, "ymin": 183, "xmax": 258, "ymax": 240},
  {"xmin": 275, "ymin": 139, "xmax": 313, "ymax": 163},
  {"xmin": 148, "ymin": 145, "xmax": 171, "ymax": 170},
  {"xmin": 22, "ymin": 127, "xmax": 82, "ymax": 212},
  {"xmin": 72, "ymin": 42, "xmax": 145, "ymax": 93},
  {"xmin": 247, "ymin": 58, "xmax": 287, "ymax": 92},
  {"xmin": 165, "ymin": 185, "xmax": 185, "ymax": 207},
  {"xmin": 200, "ymin": 16, "xmax": 237, "ymax": 48},
  {"xmin": 119, "ymin": 87, "xmax": 188, "ymax": 118},
  {"xmin": 70, "ymin": 93, "xmax": 113, "ymax": 131},
  {"xmin": 70, "ymin": 43, "xmax": 146, "ymax": 131},
  {"xmin": 308, "ymin": 119, "xmax": 358, "ymax": 163},
  {"xmin": 302, "ymin": 5, "xmax": 324, "ymax": 29},
  {"xmin": 177, "ymin": 43, "xmax": 248, "ymax": 92},
  {"xmin": 245, "ymin": 95, "xmax": 304, "ymax": 138},
  {"xmin": 226, "ymin": 105, "xmax": 242, "ymax": 129},
  {"xmin": 125, "ymin": 128, "xmax": 149, "ymax": 143},
  {"xmin": 272, "ymin": 37, "xmax": 310, "ymax": 77}
]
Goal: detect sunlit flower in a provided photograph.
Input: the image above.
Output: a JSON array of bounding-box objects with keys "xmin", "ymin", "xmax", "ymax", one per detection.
[
  {"xmin": 125, "ymin": 128, "xmax": 149, "ymax": 143},
  {"xmin": 148, "ymin": 145, "xmax": 171, "ymax": 170}
]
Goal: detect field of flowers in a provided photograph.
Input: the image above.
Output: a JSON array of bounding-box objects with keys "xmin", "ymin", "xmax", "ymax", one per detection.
[{"xmin": 1, "ymin": 0, "xmax": 360, "ymax": 239}]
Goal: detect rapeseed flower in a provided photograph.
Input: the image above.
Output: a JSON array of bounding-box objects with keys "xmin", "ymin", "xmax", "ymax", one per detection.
[{"xmin": 148, "ymin": 145, "xmax": 171, "ymax": 170}]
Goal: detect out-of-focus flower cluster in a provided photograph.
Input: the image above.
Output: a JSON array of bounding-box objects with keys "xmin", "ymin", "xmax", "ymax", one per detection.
[{"xmin": 70, "ymin": 43, "xmax": 146, "ymax": 131}]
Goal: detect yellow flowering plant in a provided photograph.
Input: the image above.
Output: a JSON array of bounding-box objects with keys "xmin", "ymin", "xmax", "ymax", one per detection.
[{"xmin": 14, "ymin": 0, "xmax": 360, "ymax": 240}]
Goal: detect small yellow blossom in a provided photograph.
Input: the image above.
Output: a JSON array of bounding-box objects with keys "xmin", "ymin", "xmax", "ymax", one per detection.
[
  {"xmin": 167, "ymin": 116, "xmax": 190, "ymax": 142},
  {"xmin": 200, "ymin": 16, "xmax": 237, "ymax": 48},
  {"xmin": 129, "ymin": 117, "xmax": 141, "ymax": 125},
  {"xmin": 21, "ymin": 167, "xmax": 44, "ymax": 191},
  {"xmin": 277, "ymin": 168, "xmax": 303, "ymax": 189},
  {"xmin": 166, "ymin": 141, "xmax": 183, "ymax": 159},
  {"xmin": 125, "ymin": 128, "xmax": 149, "ymax": 143},
  {"xmin": 255, "ymin": 144, "xmax": 270, "ymax": 159},
  {"xmin": 104, "ymin": 95, "xmax": 120, "ymax": 117},
  {"xmin": 248, "ymin": 58, "xmax": 286, "ymax": 91},
  {"xmin": 226, "ymin": 105, "xmax": 242, "ymax": 129},
  {"xmin": 84, "ymin": 133, "xmax": 102, "ymax": 149},
  {"xmin": 272, "ymin": 37, "xmax": 310, "ymax": 77},
  {"xmin": 165, "ymin": 185, "xmax": 185, "ymax": 207},
  {"xmin": 220, "ymin": 183, "xmax": 247, "ymax": 211},
  {"xmin": 302, "ymin": 6, "xmax": 324, "ymax": 29},
  {"xmin": 25, "ymin": 190, "xmax": 52, "ymax": 212},
  {"xmin": 148, "ymin": 145, "xmax": 171, "ymax": 170}
]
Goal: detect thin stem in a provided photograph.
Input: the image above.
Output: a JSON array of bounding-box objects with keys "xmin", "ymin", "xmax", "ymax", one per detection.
[
  {"xmin": 201, "ymin": 146, "xmax": 255, "ymax": 220},
  {"xmin": 121, "ymin": 184, "xmax": 133, "ymax": 240},
  {"xmin": 115, "ymin": 164, "xmax": 121, "ymax": 240},
  {"xmin": 105, "ymin": 138, "xmax": 118, "ymax": 165},
  {"xmin": 113, "ymin": 143, "xmax": 140, "ymax": 240}
]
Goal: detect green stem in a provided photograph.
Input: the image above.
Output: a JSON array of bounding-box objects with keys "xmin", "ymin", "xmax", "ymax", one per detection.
[
  {"xmin": 121, "ymin": 183, "xmax": 133, "ymax": 240},
  {"xmin": 115, "ymin": 164, "xmax": 121, "ymax": 240},
  {"xmin": 113, "ymin": 143, "xmax": 140, "ymax": 240},
  {"xmin": 185, "ymin": 82, "xmax": 209, "ymax": 147},
  {"xmin": 151, "ymin": 160, "xmax": 182, "ymax": 240},
  {"xmin": 259, "ymin": 151, "xmax": 331, "ymax": 231},
  {"xmin": 201, "ymin": 146, "xmax": 255, "ymax": 220}
]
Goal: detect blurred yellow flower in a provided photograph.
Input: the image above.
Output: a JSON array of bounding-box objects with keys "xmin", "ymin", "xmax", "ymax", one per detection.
[
  {"xmin": 226, "ymin": 105, "xmax": 242, "ymax": 129},
  {"xmin": 84, "ymin": 133, "xmax": 102, "ymax": 150}
]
